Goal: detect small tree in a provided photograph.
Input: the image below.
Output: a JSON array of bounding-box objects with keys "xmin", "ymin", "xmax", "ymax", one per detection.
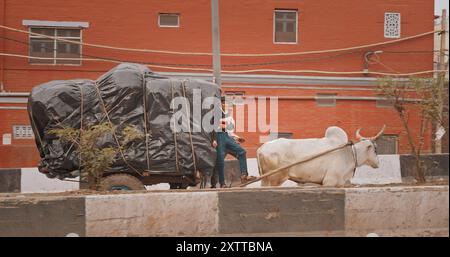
[
  {"xmin": 50, "ymin": 123, "xmax": 143, "ymax": 190},
  {"xmin": 377, "ymin": 77, "xmax": 448, "ymax": 183}
]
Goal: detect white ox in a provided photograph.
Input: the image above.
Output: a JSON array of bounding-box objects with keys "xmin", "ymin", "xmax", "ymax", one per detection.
[{"xmin": 256, "ymin": 126, "xmax": 385, "ymax": 187}]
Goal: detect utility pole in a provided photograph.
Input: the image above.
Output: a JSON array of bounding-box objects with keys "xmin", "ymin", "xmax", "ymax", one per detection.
[
  {"xmin": 435, "ymin": 9, "xmax": 447, "ymax": 153},
  {"xmin": 211, "ymin": 0, "xmax": 222, "ymax": 87}
]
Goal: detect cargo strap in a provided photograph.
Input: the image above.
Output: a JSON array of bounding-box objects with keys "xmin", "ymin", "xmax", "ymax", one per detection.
[
  {"xmin": 170, "ymin": 80, "xmax": 181, "ymax": 174},
  {"xmin": 181, "ymin": 80, "xmax": 199, "ymax": 176},
  {"xmin": 139, "ymin": 68, "xmax": 151, "ymax": 172},
  {"xmin": 77, "ymin": 84, "xmax": 84, "ymax": 172},
  {"xmin": 238, "ymin": 141, "xmax": 355, "ymax": 187}
]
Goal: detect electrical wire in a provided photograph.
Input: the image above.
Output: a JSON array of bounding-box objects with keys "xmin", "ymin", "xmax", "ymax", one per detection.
[
  {"xmin": 0, "ymin": 52, "xmax": 446, "ymax": 76},
  {"xmin": 0, "ymin": 24, "xmax": 442, "ymax": 57},
  {"xmin": 0, "ymin": 36, "xmax": 213, "ymax": 67},
  {"xmin": 0, "ymin": 35, "xmax": 361, "ymax": 68},
  {"xmin": 2, "ymin": 35, "xmax": 445, "ymax": 70}
]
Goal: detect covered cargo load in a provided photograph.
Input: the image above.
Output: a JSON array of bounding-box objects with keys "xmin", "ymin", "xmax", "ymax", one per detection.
[{"xmin": 28, "ymin": 63, "xmax": 220, "ymax": 182}]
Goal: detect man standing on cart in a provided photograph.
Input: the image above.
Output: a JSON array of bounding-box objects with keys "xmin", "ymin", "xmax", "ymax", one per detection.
[{"xmin": 211, "ymin": 96, "xmax": 256, "ymax": 188}]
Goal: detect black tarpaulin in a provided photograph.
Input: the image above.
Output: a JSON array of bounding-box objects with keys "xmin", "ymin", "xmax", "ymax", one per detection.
[{"xmin": 28, "ymin": 63, "xmax": 220, "ymax": 181}]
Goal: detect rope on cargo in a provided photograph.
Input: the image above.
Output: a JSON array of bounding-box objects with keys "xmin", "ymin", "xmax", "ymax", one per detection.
[
  {"xmin": 238, "ymin": 142, "xmax": 354, "ymax": 187},
  {"xmin": 77, "ymin": 84, "xmax": 84, "ymax": 178},
  {"xmin": 0, "ymin": 52, "xmax": 447, "ymax": 76},
  {"xmin": 170, "ymin": 80, "xmax": 181, "ymax": 174},
  {"xmin": 0, "ymin": 24, "xmax": 441, "ymax": 57},
  {"xmin": 181, "ymin": 80, "xmax": 199, "ymax": 178},
  {"xmin": 92, "ymin": 81, "xmax": 143, "ymax": 176},
  {"xmin": 138, "ymin": 66, "xmax": 151, "ymax": 173}
]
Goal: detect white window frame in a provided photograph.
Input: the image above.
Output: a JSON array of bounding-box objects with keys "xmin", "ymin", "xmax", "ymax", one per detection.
[
  {"xmin": 384, "ymin": 12, "xmax": 401, "ymax": 39},
  {"xmin": 273, "ymin": 9, "xmax": 298, "ymax": 44},
  {"xmin": 28, "ymin": 27, "xmax": 83, "ymax": 66},
  {"xmin": 158, "ymin": 13, "xmax": 180, "ymax": 28}
]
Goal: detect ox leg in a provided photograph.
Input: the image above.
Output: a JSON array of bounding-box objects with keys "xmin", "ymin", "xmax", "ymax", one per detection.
[
  {"xmin": 322, "ymin": 174, "xmax": 340, "ymax": 187},
  {"xmin": 261, "ymin": 172, "xmax": 288, "ymax": 186}
]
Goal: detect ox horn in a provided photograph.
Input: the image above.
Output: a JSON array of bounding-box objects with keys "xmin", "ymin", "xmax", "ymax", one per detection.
[
  {"xmin": 371, "ymin": 125, "xmax": 386, "ymax": 141},
  {"xmin": 355, "ymin": 128, "xmax": 364, "ymax": 141}
]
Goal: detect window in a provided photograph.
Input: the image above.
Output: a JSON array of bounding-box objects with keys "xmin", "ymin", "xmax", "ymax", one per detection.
[
  {"xmin": 376, "ymin": 97, "xmax": 395, "ymax": 108},
  {"xmin": 29, "ymin": 27, "xmax": 82, "ymax": 65},
  {"xmin": 269, "ymin": 132, "xmax": 293, "ymax": 141},
  {"xmin": 274, "ymin": 10, "xmax": 298, "ymax": 43},
  {"xmin": 275, "ymin": 132, "xmax": 293, "ymax": 139},
  {"xmin": 13, "ymin": 125, "xmax": 34, "ymax": 139},
  {"xmin": 159, "ymin": 13, "xmax": 180, "ymax": 27},
  {"xmin": 375, "ymin": 135, "xmax": 398, "ymax": 154},
  {"xmin": 225, "ymin": 91, "xmax": 245, "ymax": 105},
  {"xmin": 384, "ymin": 12, "xmax": 401, "ymax": 38},
  {"xmin": 316, "ymin": 93, "xmax": 337, "ymax": 107}
]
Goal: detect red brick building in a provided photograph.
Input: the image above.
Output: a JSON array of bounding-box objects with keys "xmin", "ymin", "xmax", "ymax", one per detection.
[{"xmin": 0, "ymin": 0, "xmax": 440, "ymax": 168}]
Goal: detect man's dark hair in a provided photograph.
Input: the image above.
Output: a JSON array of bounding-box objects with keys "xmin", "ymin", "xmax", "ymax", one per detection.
[{"xmin": 220, "ymin": 96, "xmax": 226, "ymax": 102}]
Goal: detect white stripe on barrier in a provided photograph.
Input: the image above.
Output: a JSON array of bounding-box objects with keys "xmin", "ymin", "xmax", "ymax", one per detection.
[{"xmin": 20, "ymin": 168, "xmax": 79, "ymax": 193}]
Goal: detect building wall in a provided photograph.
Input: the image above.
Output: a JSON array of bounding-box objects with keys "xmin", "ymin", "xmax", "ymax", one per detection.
[{"xmin": 0, "ymin": 0, "xmax": 437, "ymax": 169}]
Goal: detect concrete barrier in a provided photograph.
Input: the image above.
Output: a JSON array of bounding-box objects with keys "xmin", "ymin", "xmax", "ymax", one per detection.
[
  {"xmin": 0, "ymin": 154, "xmax": 447, "ymax": 193},
  {"xmin": 0, "ymin": 169, "xmax": 21, "ymax": 193},
  {"xmin": 0, "ymin": 185, "xmax": 447, "ymax": 237}
]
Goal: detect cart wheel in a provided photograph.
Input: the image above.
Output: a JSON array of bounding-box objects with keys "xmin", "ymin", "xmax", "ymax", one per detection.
[
  {"xmin": 169, "ymin": 183, "xmax": 188, "ymax": 189},
  {"xmin": 99, "ymin": 174, "xmax": 146, "ymax": 191}
]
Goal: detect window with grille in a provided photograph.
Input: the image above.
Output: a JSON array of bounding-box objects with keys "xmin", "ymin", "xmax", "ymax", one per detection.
[
  {"xmin": 274, "ymin": 10, "xmax": 298, "ymax": 43},
  {"xmin": 29, "ymin": 27, "xmax": 81, "ymax": 65},
  {"xmin": 376, "ymin": 97, "xmax": 395, "ymax": 108},
  {"xmin": 384, "ymin": 13, "xmax": 401, "ymax": 38},
  {"xmin": 13, "ymin": 125, "xmax": 34, "ymax": 139},
  {"xmin": 159, "ymin": 13, "xmax": 180, "ymax": 27},
  {"xmin": 225, "ymin": 91, "xmax": 245, "ymax": 105},
  {"xmin": 316, "ymin": 93, "xmax": 337, "ymax": 107},
  {"xmin": 375, "ymin": 135, "xmax": 398, "ymax": 154}
]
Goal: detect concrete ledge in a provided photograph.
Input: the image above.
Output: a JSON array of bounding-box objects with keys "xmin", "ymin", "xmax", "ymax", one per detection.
[
  {"xmin": 0, "ymin": 195, "xmax": 85, "ymax": 237},
  {"xmin": 0, "ymin": 154, "xmax": 447, "ymax": 193},
  {"xmin": 217, "ymin": 188, "xmax": 345, "ymax": 236},
  {"xmin": 345, "ymin": 186, "xmax": 449, "ymax": 236},
  {"xmin": 0, "ymin": 185, "xmax": 447, "ymax": 237},
  {"xmin": 85, "ymin": 191, "xmax": 218, "ymax": 236}
]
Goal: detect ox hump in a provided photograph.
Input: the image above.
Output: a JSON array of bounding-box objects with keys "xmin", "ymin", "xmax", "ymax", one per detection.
[{"xmin": 324, "ymin": 126, "xmax": 348, "ymax": 145}]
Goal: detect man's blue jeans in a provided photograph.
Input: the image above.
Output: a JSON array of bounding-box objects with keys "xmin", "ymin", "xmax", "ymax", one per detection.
[{"xmin": 216, "ymin": 132, "xmax": 248, "ymax": 185}]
